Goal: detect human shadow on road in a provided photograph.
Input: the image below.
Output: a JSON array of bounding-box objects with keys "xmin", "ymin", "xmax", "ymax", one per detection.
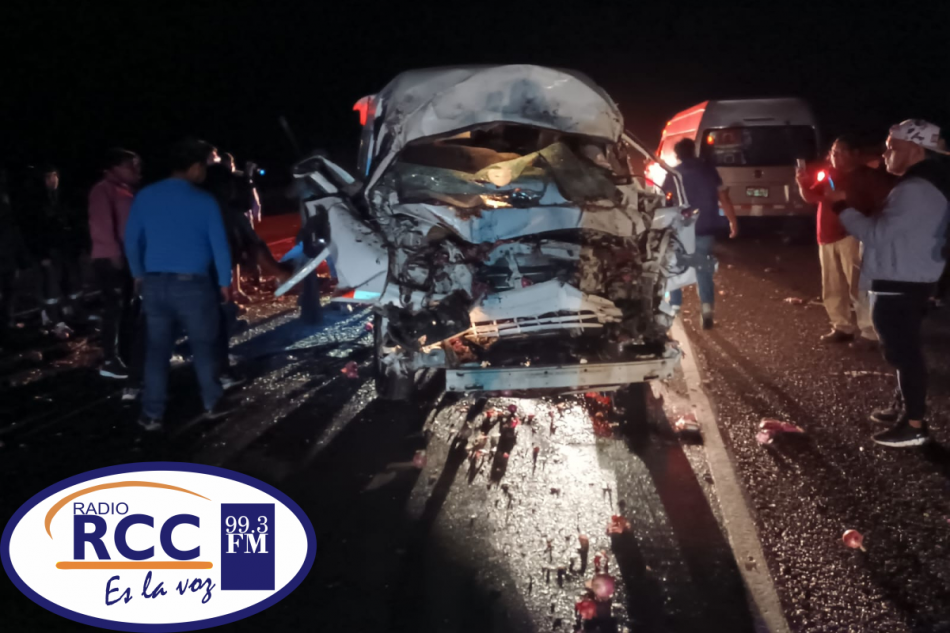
[
  {"xmin": 382, "ymin": 397, "xmax": 534, "ymax": 632},
  {"xmin": 601, "ymin": 387, "xmax": 757, "ymax": 633},
  {"xmin": 230, "ymin": 392, "xmax": 437, "ymax": 632}
]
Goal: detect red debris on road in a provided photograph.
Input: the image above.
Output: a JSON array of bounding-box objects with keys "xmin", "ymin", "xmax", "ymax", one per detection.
[
  {"xmin": 584, "ymin": 392, "xmax": 614, "ymax": 437},
  {"xmin": 589, "ymin": 573, "xmax": 616, "ymax": 601},
  {"xmin": 674, "ymin": 413, "xmax": 701, "ymax": 433},
  {"xmin": 843, "ymin": 529, "xmax": 866, "ymax": 552},
  {"xmin": 607, "ymin": 515, "xmax": 631, "ymax": 535},
  {"xmin": 575, "ymin": 598, "xmax": 597, "ymax": 620},
  {"xmin": 412, "ymin": 450, "xmax": 427, "ymax": 469},
  {"xmin": 756, "ymin": 418, "xmax": 806, "ymax": 445}
]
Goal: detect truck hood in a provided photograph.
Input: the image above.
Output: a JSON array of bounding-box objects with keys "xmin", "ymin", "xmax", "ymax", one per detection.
[{"xmin": 366, "ymin": 65, "xmax": 623, "ymax": 191}]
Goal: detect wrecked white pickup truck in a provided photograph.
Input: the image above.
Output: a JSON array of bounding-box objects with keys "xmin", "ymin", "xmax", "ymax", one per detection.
[{"xmin": 283, "ymin": 65, "xmax": 695, "ymax": 400}]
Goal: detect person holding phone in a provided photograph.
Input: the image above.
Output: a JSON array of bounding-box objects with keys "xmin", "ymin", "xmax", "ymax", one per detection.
[{"xmin": 796, "ymin": 136, "xmax": 893, "ymax": 347}]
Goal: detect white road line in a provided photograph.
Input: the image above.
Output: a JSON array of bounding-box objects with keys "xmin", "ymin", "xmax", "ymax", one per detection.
[{"xmin": 672, "ymin": 319, "xmax": 791, "ymax": 633}]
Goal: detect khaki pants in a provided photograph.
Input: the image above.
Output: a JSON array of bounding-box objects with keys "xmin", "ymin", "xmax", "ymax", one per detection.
[{"xmin": 819, "ymin": 236, "xmax": 876, "ymax": 340}]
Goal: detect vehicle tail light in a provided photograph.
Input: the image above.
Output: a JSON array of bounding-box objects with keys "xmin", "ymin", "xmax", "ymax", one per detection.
[
  {"xmin": 706, "ymin": 133, "xmax": 714, "ymax": 145},
  {"xmin": 353, "ymin": 96, "xmax": 372, "ymax": 126}
]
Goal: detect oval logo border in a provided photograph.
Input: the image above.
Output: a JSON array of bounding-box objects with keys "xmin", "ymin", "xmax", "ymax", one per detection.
[{"xmin": 1, "ymin": 461, "xmax": 317, "ymax": 633}]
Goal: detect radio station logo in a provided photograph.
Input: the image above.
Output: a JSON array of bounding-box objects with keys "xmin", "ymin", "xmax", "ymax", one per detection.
[{"xmin": 2, "ymin": 462, "xmax": 316, "ymax": 632}]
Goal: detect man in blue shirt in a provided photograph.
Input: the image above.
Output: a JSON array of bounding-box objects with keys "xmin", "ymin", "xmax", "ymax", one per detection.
[
  {"xmin": 664, "ymin": 138, "xmax": 739, "ymax": 329},
  {"xmin": 125, "ymin": 139, "xmax": 232, "ymax": 431}
]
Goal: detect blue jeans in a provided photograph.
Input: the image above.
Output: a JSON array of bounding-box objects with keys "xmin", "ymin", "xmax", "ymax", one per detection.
[
  {"xmin": 671, "ymin": 235, "xmax": 716, "ymax": 308},
  {"xmin": 142, "ymin": 274, "xmax": 222, "ymax": 419}
]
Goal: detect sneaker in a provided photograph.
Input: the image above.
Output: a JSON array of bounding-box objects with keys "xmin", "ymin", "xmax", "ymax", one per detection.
[
  {"xmin": 821, "ymin": 329, "xmax": 854, "ymax": 344},
  {"xmin": 136, "ymin": 416, "xmax": 163, "ymax": 432},
  {"xmin": 100, "ymin": 360, "xmax": 129, "ymax": 380},
  {"xmin": 872, "ymin": 420, "xmax": 930, "ymax": 447},
  {"xmin": 121, "ymin": 387, "xmax": 141, "ymax": 403},
  {"xmin": 698, "ymin": 304, "xmax": 713, "ymax": 330},
  {"xmin": 170, "ymin": 354, "xmax": 187, "ymax": 367},
  {"xmin": 699, "ymin": 303, "xmax": 714, "ymax": 330},
  {"xmin": 220, "ymin": 373, "xmax": 246, "ymax": 391}
]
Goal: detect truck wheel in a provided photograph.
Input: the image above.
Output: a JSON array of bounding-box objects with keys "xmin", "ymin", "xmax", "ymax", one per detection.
[
  {"xmin": 374, "ymin": 314, "xmax": 414, "ymax": 401},
  {"xmin": 298, "ymin": 273, "xmax": 323, "ymax": 325},
  {"xmin": 614, "ymin": 383, "xmax": 651, "ymax": 436}
]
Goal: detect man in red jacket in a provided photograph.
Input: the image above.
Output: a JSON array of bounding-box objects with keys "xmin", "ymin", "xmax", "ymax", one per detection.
[
  {"xmin": 88, "ymin": 149, "xmax": 142, "ymax": 383},
  {"xmin": 796, "ymin": 136, "xmax": 895, "ymax": 348}
]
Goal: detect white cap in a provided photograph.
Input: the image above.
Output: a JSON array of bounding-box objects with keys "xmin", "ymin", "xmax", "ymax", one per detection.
[{"xmin": 889, "ymin": 119, "xmax": 949, "ymax": 154}]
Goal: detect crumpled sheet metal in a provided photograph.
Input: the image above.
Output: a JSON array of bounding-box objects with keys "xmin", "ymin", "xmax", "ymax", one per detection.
[
  {"xmin": 390, "ymin": 142, "xmax": 617, "ymax": 209},
  {"xmin": 470, "ymin": 279, "xmax": 623, "ymax": 324},
  {"xmin": 388, "ymin": 202, "xmax": 642, "ymax": 244},
  {"xmin": 366, "ymin": 65, "xmax": 623, "ymax": 191}
]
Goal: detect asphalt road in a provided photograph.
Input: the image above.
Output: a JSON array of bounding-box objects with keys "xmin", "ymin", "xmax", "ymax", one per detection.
[
  {"xmin": 0, "ymin": 296, "xmax": 763, "ymax": 632},
  {"xmin": 680, "ymin": 230, "xmax": 950, "ymax": 633},
  {"xmin": 11, "ymin": 224, "xmax": 947, "ymax": 631}
]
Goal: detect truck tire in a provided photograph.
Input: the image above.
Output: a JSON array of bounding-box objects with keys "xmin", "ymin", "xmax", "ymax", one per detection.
[
  {"xmin": 614, "ymin": 382, "xmax": 651, "ymax": 434},
  {"xmin": 298, "ymin": 273, "xmax": 323, "ymax": 325}
]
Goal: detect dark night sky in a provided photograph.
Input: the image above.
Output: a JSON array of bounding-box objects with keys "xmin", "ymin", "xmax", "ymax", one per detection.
[{"xmin": 3, "ymin": 1, "xmax": 949, "ymax": 190}]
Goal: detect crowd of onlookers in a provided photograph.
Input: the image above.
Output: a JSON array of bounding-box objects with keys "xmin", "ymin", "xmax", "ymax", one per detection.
[
  {"xmin": 0, "ymin": 140, "xmax": 293, "ymax": 431},
  {"xmin": 790, "ymin": 120, "xmax": 950, "ymax": 448},
  {"xmin": 668, "ymin": 119, "xmax": 949, "ymax": 449}
]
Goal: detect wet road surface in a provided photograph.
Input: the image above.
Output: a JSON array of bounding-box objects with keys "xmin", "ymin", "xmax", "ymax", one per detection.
[
  {"xmin": 0, "ymin": 297, "xmax": 764, "ymax": 631},
  {"xmin": 680, "ymin": 231, "xmax": 950, "ymax": 633}
]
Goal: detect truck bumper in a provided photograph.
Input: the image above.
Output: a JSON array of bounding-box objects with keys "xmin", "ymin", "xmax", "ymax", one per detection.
[{"xmin": 444, "ymin": 347, "xmax": 681, "ymax": 394}]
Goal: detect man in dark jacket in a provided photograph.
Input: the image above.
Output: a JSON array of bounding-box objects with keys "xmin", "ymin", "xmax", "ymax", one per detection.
[
  {"xmin": 20, "ymin": 165, "xmax": 86, "ymax": 336},
  {"xmin": 663, "ymin": 138, "xmax": 739, "ymax": 330},
  {"xmin": 833, "ymin": 119, "xmax": 950, "ymax": 447},
  {"xmin": 0, "ymin": 169, "xmax": 30, "ymax": 344}
]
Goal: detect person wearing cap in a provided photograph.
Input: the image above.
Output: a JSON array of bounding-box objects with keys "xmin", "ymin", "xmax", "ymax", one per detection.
[{"xmin": 830, "ymin": 119, "xmax": 950, "ymax": 447}]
